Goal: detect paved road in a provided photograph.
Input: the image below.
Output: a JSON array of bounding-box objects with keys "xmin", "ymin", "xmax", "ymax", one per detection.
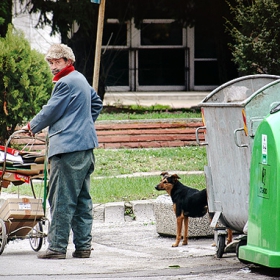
[{"xmin": 0, "ymin": 221, "xmax": 280, "ymax": 279}]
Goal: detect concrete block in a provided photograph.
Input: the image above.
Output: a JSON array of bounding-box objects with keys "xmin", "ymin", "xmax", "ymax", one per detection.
[
  {"xmin": 153, "ymin": 194, "xmax": 214, "ymax": 237},
  {"xmin": 131, "ymin": 200, "xmax": 155, "ymax": 222},
  {"xmin": 93, "ymin": 203, "xmax": 105, "ymax": 222},
  {"xmin": 105, "ymin": 202, "xmax": 125, "ymax": 223}
]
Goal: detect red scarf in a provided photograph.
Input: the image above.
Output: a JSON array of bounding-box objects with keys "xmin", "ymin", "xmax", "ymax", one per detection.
[{"xmin": 52, "ymin": 65, "xmax": 75, "ymax": 82}]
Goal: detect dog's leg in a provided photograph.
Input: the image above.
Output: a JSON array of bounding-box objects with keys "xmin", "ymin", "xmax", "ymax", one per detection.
[
  {"xmin": 173, "ymin": 214, "xmax": 184, "ymax": 247},
  {"xmin": 182, "ymin": 216, "xmax": 189, "ymax": 245},
  {"xmin": 227, "ymin": 229, "xmax": 233, "ymax": 244}
]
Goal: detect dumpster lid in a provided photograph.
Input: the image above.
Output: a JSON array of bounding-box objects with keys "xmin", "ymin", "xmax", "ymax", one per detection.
[{"xmin": 199, "ymin": 74, "xmax": 280, "ymax": 107}]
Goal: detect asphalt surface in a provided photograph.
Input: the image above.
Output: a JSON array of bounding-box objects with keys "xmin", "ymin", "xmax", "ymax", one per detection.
[{"xmin": 1, "ymin": 220, "xmax": 280, "ymax": 279}]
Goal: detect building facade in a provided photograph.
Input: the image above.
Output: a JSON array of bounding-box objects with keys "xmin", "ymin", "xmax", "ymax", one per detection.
[
  {"xmin": 11, "ymin": 0, "xmax": 237, "ymax": 94},
  {"xmin": 102, "ymin": 19, "xmax": 221, "ymax": 92}
]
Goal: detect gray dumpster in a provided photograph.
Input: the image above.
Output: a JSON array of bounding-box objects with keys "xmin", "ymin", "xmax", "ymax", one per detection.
[{"xmin": 196, "ymin": 75, "xmax": 280, "ymax": 237}]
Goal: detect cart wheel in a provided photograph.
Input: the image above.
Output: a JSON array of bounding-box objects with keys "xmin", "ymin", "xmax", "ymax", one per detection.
[
  {"xmin": 0, "ymin": 219, "xmax": 7, "ymax": 255},
  {"xmin": 216, "ymin": 235, "xmax": 226, "ymax": 258},
  {"xmin": 29, "ymin": 222, "xmax": 43, "ymax": 252}
]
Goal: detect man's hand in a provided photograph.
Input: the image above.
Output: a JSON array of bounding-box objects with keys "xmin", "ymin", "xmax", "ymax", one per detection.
[
  {"xmin": 21, "ymin": 123, "xmax": 35, "ymax": 137},
  {"xmin": 21, "ymin": 125, "xmax": 29, "ymax": 131}
]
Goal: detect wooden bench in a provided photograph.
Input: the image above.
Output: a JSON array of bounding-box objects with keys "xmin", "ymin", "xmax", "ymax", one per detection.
[
  {"xmin": 96, "ymin": 118, "xmax": 204, "ymax": 149},
  {"xmin": 12, "ymin": 118, "xmax": 205, "ymax": 150}
]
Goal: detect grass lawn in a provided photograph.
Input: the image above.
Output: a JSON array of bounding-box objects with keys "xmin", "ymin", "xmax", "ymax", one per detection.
[
  {"xmin": 3, "ymin": 106, "xmax": 206, "ymax": 203},
  {"xmin": 91, "ymin": 146, "xmax": 207, "ymax": 203},
  {"xmin": 98, "ymin": 105, "xmax": 201, "ymax": 120},
  {"xmin": 90, "ymin": 173, "xmax": 206, "ymax": 204},
  {"xmin": 94, "ymin": 146, "xmax": 206, "ymax": 177},
  {"xmin": 2, "ymin": 146, "xmax": 207, "ymax": 203}
]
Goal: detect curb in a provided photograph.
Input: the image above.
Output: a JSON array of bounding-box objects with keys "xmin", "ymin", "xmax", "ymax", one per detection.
[
  {"xmin": 93, "ymin": 199, "xmax": 156, "ymax": 223},
  {"xmin": 92, "ymin": 197, "xmax": 215, "ymax": 239},
  {"xmin": 93, "ymin": 170, "xmax": 203, "ymax": 180}
]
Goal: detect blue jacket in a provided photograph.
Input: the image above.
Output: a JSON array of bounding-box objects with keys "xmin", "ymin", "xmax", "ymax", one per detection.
[{"xmin": 30, "ymin": 70, "xmax": 103, "ymax": 158}]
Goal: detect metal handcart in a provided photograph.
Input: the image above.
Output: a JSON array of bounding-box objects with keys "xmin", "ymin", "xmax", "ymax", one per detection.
[{"xmin": 0, "ymin": 130, "xmax": 49, "ymax": 255}]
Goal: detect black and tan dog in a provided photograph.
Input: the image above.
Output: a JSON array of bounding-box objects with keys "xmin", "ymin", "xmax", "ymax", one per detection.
[{"xmin": 155, "ymin": 172, "xmax": 208, "ymax": 247}]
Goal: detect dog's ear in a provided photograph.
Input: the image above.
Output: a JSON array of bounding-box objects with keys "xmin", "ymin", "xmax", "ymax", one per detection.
[
  {"xmin": 171, "ymin": 174, "xmax": 181, "ymax": 181},
  {"xmin": 160, "ymin": 171, "xmax": 169, "ymax": 177}
]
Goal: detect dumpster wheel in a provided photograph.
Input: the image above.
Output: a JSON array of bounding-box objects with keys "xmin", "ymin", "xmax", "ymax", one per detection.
[{"xmin": 216, "ymin": 235, "xmax": 226, "ymax": 258}]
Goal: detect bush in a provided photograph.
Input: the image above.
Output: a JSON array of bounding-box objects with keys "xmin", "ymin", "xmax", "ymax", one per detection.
[
  {"xmin": 226, "ymin": 0, "xmax": 280, "ymax": 75},
  {"xmin": 0, "ymin": 25, "xmax": 53, "ymax": 144}
]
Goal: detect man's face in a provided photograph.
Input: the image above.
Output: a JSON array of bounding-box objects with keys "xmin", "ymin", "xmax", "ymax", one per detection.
[{"xmin": 47, "ymin": 58, "xmax": 71, "ymax": 75}]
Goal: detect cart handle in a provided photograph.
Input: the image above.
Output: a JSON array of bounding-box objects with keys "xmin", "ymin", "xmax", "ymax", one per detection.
[
  {"xmin": 234, "ymin": 127, "xmax": 248, "ymax": 148},
  {"xmin": 6, "ymin": 130, "xmax": 46, "ymax": 146},
  {"xmin": 195, "ymin": 126, "xmax": 208, "ymax": 146},
  {"xmin": 6, "ymin": 129, "xmax": 30, "ymax": 144}
]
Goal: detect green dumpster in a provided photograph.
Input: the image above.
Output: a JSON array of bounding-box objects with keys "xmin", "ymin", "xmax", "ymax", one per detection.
[{"xmin": 238, "ymin": 103, "xmax": 280, "ymax": 268}]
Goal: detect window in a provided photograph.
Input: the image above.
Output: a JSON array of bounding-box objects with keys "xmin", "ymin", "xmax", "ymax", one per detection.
[
  {"xmin": 138, "ymin": 49, "xmax": 185, "ymax": 86},
  {"xmin": 141, "ymin": 23, "xmax": 182, "ymax": 46},
  {"xmin": 194, "ymin": 20, "xmax": 219, "ymax": 88},
  {"xmin": 102, "ymin": 22, "xmax": 127, "ymax": 46},
  {"xmin": 102, "ymin": 18, "xmax": 218, "ymax": 91},
  {"xmin": 102, "ymin": 50, "xmax": 129, "ymax": 86}
]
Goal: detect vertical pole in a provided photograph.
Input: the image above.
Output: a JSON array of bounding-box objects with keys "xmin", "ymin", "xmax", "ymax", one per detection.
[{"xmin": 93, "ymin": 0, "xmax": 106, "ymax": 91}]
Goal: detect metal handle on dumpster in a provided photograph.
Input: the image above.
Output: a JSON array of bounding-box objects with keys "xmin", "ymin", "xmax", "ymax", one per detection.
[
  {"xmin": 195, "ymin": 126, "xmax": 208, "ymax": 146},
  {"xmin": 249, "ymin": 117, "xmax": 264, "ymax": 137},
  {"xmin": 234, "ymin": 128, "xmax": 248, "ymax": 148}
]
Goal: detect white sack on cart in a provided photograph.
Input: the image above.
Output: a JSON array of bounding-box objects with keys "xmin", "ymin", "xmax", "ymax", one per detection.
[{"xmin": 0, "ymin": 151, "xmax": 23, "ymax": 164}]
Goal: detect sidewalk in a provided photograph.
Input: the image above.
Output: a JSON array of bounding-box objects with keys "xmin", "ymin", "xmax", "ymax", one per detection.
[
  {"xmin": 0, "ymin": 190, "xmax": 278, "ymax": 279},
  {"xmin": 103, "ymin": 91, "xmax": 209, "ymax": 108},
  {"xmin": 0, "ymin": 221, "xmax": 277, "ymax": 280}
]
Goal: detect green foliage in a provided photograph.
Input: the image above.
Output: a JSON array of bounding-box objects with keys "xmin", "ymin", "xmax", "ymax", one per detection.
[
  {"xmin": 98, "ymin": 112, "xmax": 199, "ymax": 121},
  {"xmin": 25, "ymin": 0, "xmax": 196, "ymax": 35},
  {"xmin": 0, "ymin": 26, "xmax": 53, "ymax": 144},
  {"xmin": 106, "ymin": 0, "xmax": 196, "ymax": 28},
  {"xmin": 0, "ymin": 0, "xmax": 12, "ymax": 37},
  {"xmin": 98, "ymin": 106, "xmax": 201, "ymax": 120},
  {"xmin": 23, "ymin": 0, "xmax": 99, "ymax": 38},
  {"xmin": 226, "ymin": 0, "xmax": 280, "ymax": 75}
]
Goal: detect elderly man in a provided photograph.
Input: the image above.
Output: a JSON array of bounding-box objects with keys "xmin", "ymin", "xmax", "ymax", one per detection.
[{"xmin": 23, "ymin": 44, "xmax": 103, "ymax": 259}]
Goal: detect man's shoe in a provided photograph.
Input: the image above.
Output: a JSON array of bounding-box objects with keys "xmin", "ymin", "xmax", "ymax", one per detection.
[
  {"xmin": 37, "ymin": 249, "xmax": 66, "ymax": 259},
  {"xmin": 72, "ymin": 250, "xmax": 91, "ymax": 258}
]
